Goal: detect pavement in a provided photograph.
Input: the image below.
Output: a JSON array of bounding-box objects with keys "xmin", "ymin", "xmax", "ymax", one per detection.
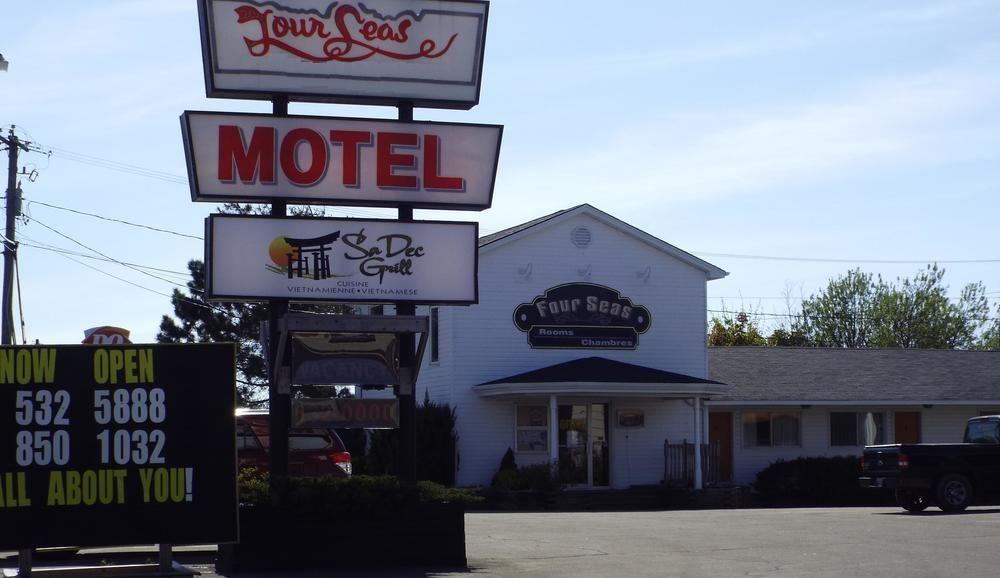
[{"xmin": 6, "ymin": 506, "xmax": 1000, "ymax": 576}]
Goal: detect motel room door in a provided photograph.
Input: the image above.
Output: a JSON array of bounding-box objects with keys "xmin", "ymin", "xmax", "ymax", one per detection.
[
  {"xmin": 709, "ymin": 412, "xmax": 733, "ymax": 483},
  {"xmin": 894, "ymin": 411, "xmax": 921, "ymax": 444},
  {"xmin": 558, "ymin": 404, "xmax": 610, "ymax": 487}
]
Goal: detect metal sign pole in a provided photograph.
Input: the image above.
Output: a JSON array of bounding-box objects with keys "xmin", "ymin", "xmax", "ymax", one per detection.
[
  {"xmin": 159, "ymin": 544, "xmax": 173, "ymax": 572},
  {"xmin": 396, "ymin": 102, "xmax": 418, "ymax": 484},
  {"xmin": 268, "ymin": 95, "xmax": 291, "ymax": 501},
  {"xmin": 17, "ymin": 548, "xmax": 31, "ymax": 577}
]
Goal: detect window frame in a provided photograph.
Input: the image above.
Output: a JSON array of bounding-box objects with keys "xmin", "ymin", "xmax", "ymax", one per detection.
[
  {"xmin": 429, "ymin": 306, "xmax": 440, "ymax": 363},
  {"xmin": 829, "ymin": 411, "xmax": 885, "ymax": 447},
  {"xmin": 741, "ymin": 411, "xmax": 801, "ymax": 448},
  {"xmin": 515, "ymin": 404, "xmax": 549, "ymax": 453}
]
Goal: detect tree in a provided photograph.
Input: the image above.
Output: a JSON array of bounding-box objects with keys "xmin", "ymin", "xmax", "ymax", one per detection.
[
  {"xmin": 766, "ymin": 327, "xmax": 812, "ymax": 347},
  {"xmin": 708, "ymin": 311, "xmax": 767, "ymax": 346},
  {"xmin": 156, "ymin": 203, "xmax": 343, "ymax": 406},
  {"xmin": 796, "ymin": 265, "xmax": 989, "ymax": 350},
  {"xmin": 796, "ymin": 269, "xmax": 884, "ymax": 348},
  {"xmin": 157, "ymin": 260, "xmax": 268, "ymax": 406},
  {"xmin": 978, "ymin": 302, "xmax": 1000, "ymax": 351}
]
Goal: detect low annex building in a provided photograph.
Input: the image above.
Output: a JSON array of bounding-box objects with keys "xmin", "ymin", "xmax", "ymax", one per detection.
[{"xmin": 708, "ymin": 347, "xmax": 1000, "ymax": 485}]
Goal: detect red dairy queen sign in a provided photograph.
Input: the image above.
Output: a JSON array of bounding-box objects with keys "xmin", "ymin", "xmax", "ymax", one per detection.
[
  {"xmin": 199, "ymin": 0, "xmax": 489, "ymax": 108},
  {"xmin": 182, "ymin": 111, "xmax": 501, "ymax": 209}
]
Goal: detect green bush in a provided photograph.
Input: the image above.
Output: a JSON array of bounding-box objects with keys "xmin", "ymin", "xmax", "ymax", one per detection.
[
  {"xmin": 240, "ymin": 474, "xmax": 481, "ymax": 516},
  {"xmin": 363, "ymin": 395, "xmax": 458, "ymax": 486},
  {"xmin": 489, "ymin": 449, "xmax": 557, "ymax": 492},
  {"xmin": 752, "ymin": 456, "xmax": 890, "ymax": 506}
]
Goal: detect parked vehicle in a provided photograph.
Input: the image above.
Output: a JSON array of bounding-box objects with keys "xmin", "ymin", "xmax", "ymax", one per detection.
[
  {"xmin": 237, "ymin": 409, "xmax": 352, "ymax": 478},
  {"xmin": 859, "ymin": 415, "xmax": 1000, "ymax": 512}
]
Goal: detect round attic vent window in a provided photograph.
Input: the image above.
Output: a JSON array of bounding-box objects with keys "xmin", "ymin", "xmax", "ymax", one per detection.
[{"xmin": 571, "ymin": 226, "xmax": 592, "ymax": 248}]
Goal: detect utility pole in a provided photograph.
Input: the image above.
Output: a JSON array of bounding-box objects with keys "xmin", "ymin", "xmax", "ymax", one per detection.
[{"xmin": 0, "ymin": 127, "xmax": 28, "ymax": 346}]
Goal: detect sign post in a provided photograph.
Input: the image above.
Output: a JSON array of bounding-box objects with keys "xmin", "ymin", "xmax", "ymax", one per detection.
[{"xmin": 193, "ymin": 0, "xmax": 497, "ymax": 499}]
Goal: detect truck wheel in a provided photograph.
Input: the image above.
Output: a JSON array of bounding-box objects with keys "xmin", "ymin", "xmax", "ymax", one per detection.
[
  {"xmin": 895, "ymin": 490, "xmax": 928, "ymax": 512},
  {"xmin": 935, "ymin": 474, "xmax": 972, "ymax": 512}
]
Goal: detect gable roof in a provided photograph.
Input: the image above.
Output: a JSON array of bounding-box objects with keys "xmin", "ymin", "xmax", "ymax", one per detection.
[
  {"xmin": 478, "ymin": 204, "xmax": 727, "ymax": 280},
  {"xmin": 475, "ymin": 356, "xmax": 729, "ymax": 397},
  {"xmin": 708, "ymin": 347, "xmax": 1000, "ymax": 404}
]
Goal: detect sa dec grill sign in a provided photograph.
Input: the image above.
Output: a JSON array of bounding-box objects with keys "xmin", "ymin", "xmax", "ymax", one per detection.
[
  {"xmin": 0, "ymin": 344, "xmax": 237, "ymax": 550},
  {"xmin": 206, "ymin": 214, "xmax": 478, "ymax": 304}
]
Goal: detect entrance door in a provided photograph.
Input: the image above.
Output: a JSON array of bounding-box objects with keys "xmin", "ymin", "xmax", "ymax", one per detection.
[
  {"xmin": 709, "ymin": 412, "xmax": 733, "ymax": 483},
  {"xmin": 894, "ymin": 411, "xmax": 921, "ymax": 444},
  {"xmin": 558, "ymin": 404, "xmax": 610, "ymax": 487}
]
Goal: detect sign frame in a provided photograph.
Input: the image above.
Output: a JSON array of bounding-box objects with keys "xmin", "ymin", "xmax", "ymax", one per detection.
[
  {"xmin": 206, "ymin": 214, "xmax": 480, "ymax": 305},
  {"xmin": 197, "ymin": 0, "xmax": 490, "ymax": 109},
  {"xmin": 0, "ymin": 343, "xmax": 237, "ymax": 550},
  {"xmin": 181, "ymin": 110, "xmax": 502, "ymax": 210},
  {"xmin": 513, "ymin": 283, "xmax": 652, "ymax": 350}
]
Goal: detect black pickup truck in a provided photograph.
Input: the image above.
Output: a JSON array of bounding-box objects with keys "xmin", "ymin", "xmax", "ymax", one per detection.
[{"xmin": 859, "ymin": 415, "xmax": 1000, "ymax": 512}]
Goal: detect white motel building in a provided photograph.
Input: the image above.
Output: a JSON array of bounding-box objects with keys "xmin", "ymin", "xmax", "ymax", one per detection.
[{"xmin": 415, "ymin": 204, "xmax": 1000, "ymax": 489}]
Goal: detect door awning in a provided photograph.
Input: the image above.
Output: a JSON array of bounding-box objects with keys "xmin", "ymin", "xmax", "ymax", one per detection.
[{"xmin": 474, "ymin": 356, "xmax": 730, "ymax": 398}]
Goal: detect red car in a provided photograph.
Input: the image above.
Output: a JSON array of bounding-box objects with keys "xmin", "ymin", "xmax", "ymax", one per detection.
[{"xmin": 237, "ymin": 409, "xmax": 352, "ymax": 477}]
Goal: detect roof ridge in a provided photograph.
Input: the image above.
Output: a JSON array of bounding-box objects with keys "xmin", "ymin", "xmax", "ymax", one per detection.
[{"xmin": 478, "ymin": 204, "xmax": 590, "ymax": 247}]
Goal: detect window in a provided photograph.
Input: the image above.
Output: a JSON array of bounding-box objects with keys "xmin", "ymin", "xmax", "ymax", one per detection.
[
  {"xmin": 742, "ymin": 412, "xmax": 800, "ymax": 448},
  {"xmin": 236, "ymin": 421, "xmax": 262, "ymax": 450},
  {"xmin": 516, "ymin": 405, "xmax": 549, "ymax": 452},
  {"xmin": 830, "ymin": 412, "xmax": 884, "ymax": 446},
  {"xmin": 430, "ymin": 307, "xmax": 439, "ymax": 363}
]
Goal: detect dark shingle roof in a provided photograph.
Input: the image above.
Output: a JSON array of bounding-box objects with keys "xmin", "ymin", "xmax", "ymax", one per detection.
[
  {"xmin": 478, "ymin": 205, "xmax": 583, "ymax": 247},
  {"xmin": 708, "ymin": 347, "xmax": 1000, "ymax": 402},
  {"xmin": 479, "ymin": 356, "xmax": 723, "ymax": 386}
]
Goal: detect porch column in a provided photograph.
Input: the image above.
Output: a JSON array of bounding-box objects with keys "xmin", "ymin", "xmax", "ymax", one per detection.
[
  {"xmin": 693, "ymin": 396, "xmax": 703, "ymax": 490},
  {"xmin": 549, "ymin": 395, "xmax": 558, "ymax": 469}
]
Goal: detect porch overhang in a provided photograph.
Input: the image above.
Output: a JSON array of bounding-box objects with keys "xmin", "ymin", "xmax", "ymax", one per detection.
[{"xmin": 474, "ymin": 356, "xmax": 730, "ymax": 398}]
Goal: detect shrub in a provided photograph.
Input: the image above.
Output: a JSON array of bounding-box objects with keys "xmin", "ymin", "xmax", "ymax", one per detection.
[
  {"xmin": 752, "ymin": 456, "xmax": 891, "ymax": 506},
  {"xmin": 240, "ymin": 474, "xmax": 480, "ymax": 516},
  {"xmin": 490, "ymin": 449, "xmax": 557, "ymax": 492},
  {"xmin": 363, "ymin": 395, "xmax": 458, "ymax": 485}
]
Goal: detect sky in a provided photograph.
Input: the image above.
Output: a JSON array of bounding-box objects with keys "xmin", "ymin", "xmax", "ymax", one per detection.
[{"xmin": 1, "ymin": 0, "xmax": 999, "ymax": 344}]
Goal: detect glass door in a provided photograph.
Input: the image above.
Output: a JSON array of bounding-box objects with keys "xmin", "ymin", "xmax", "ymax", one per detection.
[
  {"xmin": 558, "ymin": 405, "xmax": 588, "ymax": 486},
  {"xmin": 591, "ymin": 403, "xmax": 609, "ymax": 487},
  {"xmin": 558, "ymin": 403, "xmax": 610, "ymax": 487}
]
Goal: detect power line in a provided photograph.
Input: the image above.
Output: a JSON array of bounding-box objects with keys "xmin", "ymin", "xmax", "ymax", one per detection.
[
  {"xmin": 47, "ymin": 147, "xmax": 188, "ymax": 185},
  {"xmin": 19, "ymin": 239, "xmax": 191, "ymax": 278},
  {"xmin": 47, "ymin": 247, "xmax": 242, "ymax": 321},
  {"xmin": 27, "ymin": 217, "xmax": 196, "ymax": 291},
  {"xmin": 695, "ymin": 251, "xmax": 1000, "ymax": 265},
  {"xmin": 708, "ymin": 308, "xmax": 999, "ymax": 324},
  {"xmin": 26, "ymin": 200, "xmax": 203, "ymax": 240}
]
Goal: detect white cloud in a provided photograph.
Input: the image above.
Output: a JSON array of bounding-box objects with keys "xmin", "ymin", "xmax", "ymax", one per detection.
[
  {"xmin": 499, "ymin": 65, "xmax": 1000, "ymax": 208},
  {"xmin": 878, "ymin": 0, "xmax": 996, "ymax": 23}
]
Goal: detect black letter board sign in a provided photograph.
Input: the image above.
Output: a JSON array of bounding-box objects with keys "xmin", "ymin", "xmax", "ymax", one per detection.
[{"xmin": 0, "ymin": 343, "xmax": 237, "ymax": 549}]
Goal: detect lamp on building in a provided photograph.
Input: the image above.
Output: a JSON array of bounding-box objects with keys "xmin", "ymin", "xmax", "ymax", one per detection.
[{"xmin": 0, "ymin": 54, "xmax": 9, "ymax": 72}]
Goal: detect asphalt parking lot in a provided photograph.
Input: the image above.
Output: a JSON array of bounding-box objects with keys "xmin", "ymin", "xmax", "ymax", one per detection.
[
  {"xmin": 457, "ymin": 506, "xmax": 1000, "ymax": 577},
  {"xmin": 8, "ymin": 506, "xmax": 1000, "ymax": 577}
]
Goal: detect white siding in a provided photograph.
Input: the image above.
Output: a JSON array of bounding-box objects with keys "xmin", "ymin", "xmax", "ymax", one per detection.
[
  {"xmin": 417, "ymin": 211, "xmax": 716, "ymax": 487},
  {"xmin": 723, "ymin": 405, "xmax": 995, "ymax": 486}
]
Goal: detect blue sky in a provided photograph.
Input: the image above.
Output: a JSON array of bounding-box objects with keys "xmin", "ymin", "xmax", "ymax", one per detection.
[{"xmin": 2, "ymin": 0, "xmax": 999, "ymax": 344}]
